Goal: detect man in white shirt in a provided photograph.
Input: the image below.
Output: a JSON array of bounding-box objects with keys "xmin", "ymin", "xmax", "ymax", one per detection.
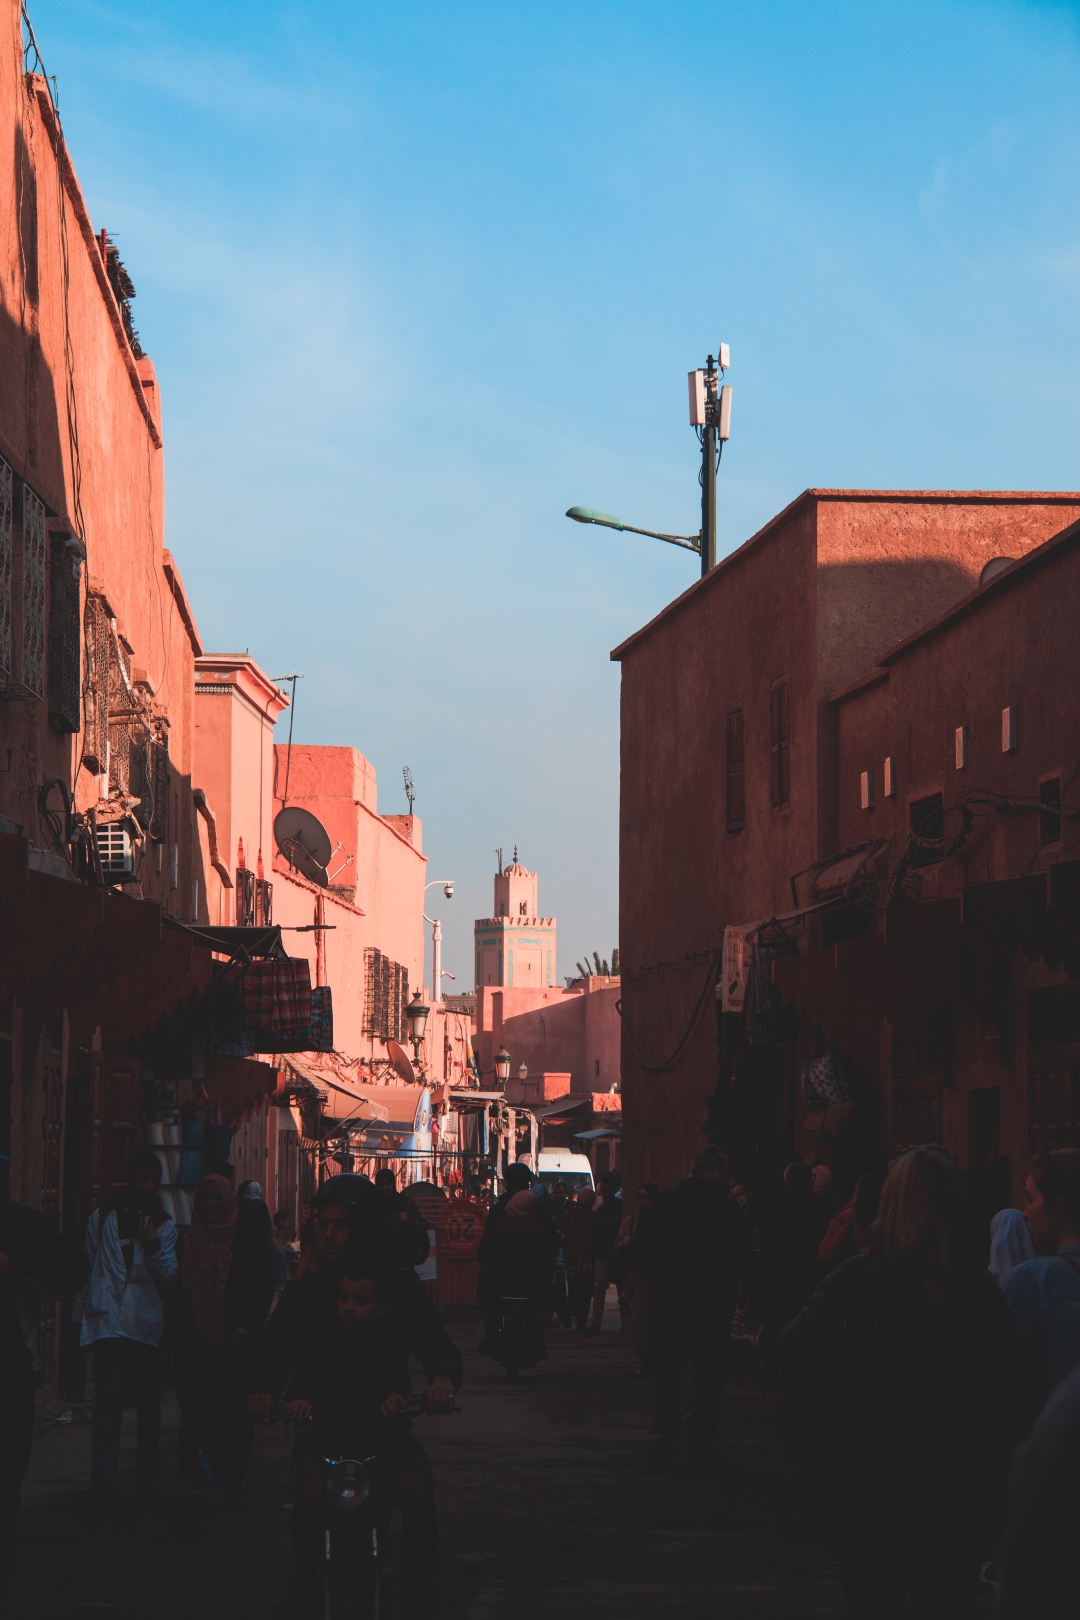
[{"xmin": 72, "ymin": 1150, "xmax": 177, "ymax": 1509}]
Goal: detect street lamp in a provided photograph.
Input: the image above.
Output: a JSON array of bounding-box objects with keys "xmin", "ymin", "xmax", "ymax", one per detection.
[
  {"xmin": 567, "ymin": 344, "xmax": 731, "ymax": 578},
  {"xmin": 495, "ymin": 1046, "xmax": 511, "ymax": 1086},
  {"xmin": 517, "ymin": 1062, "xmax": 528, "ymax": 1082},
  {"xmin": 423, "ymin": 879, "xmax": 455, "ymax": 1005},
  {"xmin": 406, "ymin": 991, "xmax": 430, "ymax": 1063}
]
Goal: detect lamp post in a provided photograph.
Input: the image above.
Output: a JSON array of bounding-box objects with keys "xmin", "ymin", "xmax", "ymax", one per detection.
[
  {"xmin": 423, "ymin": 879, "xmax": 455, "ymax": 1005},
  {"xmin": 406, "ymin": 991, "xmax": 430, "ymax": 1066},
  {"xmin": 567, "ymin": 344, "xmax": 731, "ymax": 578}
]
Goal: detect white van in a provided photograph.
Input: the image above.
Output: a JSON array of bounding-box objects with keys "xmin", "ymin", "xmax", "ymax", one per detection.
[{"xmin": 535, "ymin": 1150, "xmax": 595, "ymax": 1194}]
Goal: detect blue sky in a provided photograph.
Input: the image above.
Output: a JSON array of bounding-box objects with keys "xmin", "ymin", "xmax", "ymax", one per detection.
[{"xmin": 29, "ymin": 0, "xmax": 1080, "ymax": 986}]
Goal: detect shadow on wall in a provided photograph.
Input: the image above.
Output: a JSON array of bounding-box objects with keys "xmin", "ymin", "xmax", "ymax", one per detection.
[{"xmin": 817, "ymin": 557, "xmax": 983, "ymax": 695}]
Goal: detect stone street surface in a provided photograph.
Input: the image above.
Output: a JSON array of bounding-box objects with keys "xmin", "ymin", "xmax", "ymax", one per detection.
[{"xmin": 9, "ymin": 1295, "xmax": 859, "ymax": 1619}]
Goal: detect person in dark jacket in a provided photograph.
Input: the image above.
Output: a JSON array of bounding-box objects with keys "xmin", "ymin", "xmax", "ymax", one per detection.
[
  {"xmin": 0, "ymin": 1200, "xmax": 85, "ymax": 1595},
  {"xmin": 559, "ymin": 1189, "xmax": 598, "ymax": 1334},
  {"xmin": 589, "ymin": 1176, "xmax": 623, "ymax": 1333},
  {"xmin": 995, "ymin": 1360, "xmax": 1080, "ymax": 1619},
  {"xmin": 249, "ymin": 1179, "xmax": 461, "ymax": 1418},
  {"xmin": 173, "ymin": 1173, "xmax": 276, "ymax": 1511},
  {"xmin": 374, "ymin": 1169, "xmax": 431, "ymax": 1270},
  {"xmin": 759, "ymin": 1161, "xmax": 830, "ymax": 1353},
  {"xmin": 476, "ymin": 1187, "xmax": 559, "ymax": 1365},
  {"xmin": 281, "ymin": 1257, "xmax": 437, "ymax": 1620},
  {"xmin": 637, "ymin": 1146, "xmax": 754, "ymax": 1465},
  {"xmin": 777, "ymin": 1145, "xmax": 1025, "ymax": 1620},
  {"xmin": 237, "ymin": 1179, "xmax": 274, "ymax": 1240}
]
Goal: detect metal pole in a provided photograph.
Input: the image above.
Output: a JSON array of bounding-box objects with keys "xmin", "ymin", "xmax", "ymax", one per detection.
[
  {"xmin": 432, "ymin": 916, "xmax": 442, "ymax": 1003},
  {"xmin": 700, "ymin": 355, "xmax": 717, "ymax": 576}
]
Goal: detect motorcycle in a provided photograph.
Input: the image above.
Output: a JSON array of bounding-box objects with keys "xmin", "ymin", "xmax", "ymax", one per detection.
[{"xmin": 287, "ymin": 1394, "xmax": 449, "ymax": 1620}]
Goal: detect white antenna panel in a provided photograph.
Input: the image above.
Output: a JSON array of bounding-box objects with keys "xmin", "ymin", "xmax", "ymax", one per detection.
[
  {"xmin": 718, "ymin": 385, "xmax": 732, "ymax": 440},
  {"xmin": 688, "ymin": 370, "xmax": 705, "ymax": 427},
  {"xmin": 718, "ymin": 342, "xmax": 730, "ymax": 370}
]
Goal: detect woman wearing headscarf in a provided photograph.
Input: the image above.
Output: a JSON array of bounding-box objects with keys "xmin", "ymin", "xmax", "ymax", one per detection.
[
  {"xmin": 778, "ymin": 1147, "xmax": 1025, "ymax": 1619},
  {"xmin": 989, "ymin": 1206, "xmax": 1036, "ymax": 1288},
  {"xmin": 173, "ymin": 1174, "xmax": 276, "ymax": 1512}
]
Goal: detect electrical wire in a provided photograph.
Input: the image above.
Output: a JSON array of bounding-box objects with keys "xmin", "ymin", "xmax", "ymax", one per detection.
[{"xmin": 616, "ymin": 948, "xmax": 722, "ymax": 1073}]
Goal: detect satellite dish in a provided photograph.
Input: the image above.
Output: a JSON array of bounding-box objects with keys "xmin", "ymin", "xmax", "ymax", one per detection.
[
  {"xmin": 274, "ymin": 806, "xmax": 331, "ymax": 887},
  {"xmin": 385, "ymin": 1039, "xmax": 416, "ymax": 1085}
]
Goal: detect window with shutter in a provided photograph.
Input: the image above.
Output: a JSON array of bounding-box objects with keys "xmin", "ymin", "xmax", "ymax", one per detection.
[
  {"xmin": 769, "ymin": 682, "xmax": 790, "ymax": 807},
  {"xmin": 726, "ymin": 708, "xmax": 745, "ymax": 832}
]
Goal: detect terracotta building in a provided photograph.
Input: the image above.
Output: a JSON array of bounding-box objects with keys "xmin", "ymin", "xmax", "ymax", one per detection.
[
  {"xmin": 0, "ymin": 10, "xmax": 473, "ymax": 1404},
  {"xmin": 612, "ymin": 489, "xmax": 1080, "ymax": 1198}
]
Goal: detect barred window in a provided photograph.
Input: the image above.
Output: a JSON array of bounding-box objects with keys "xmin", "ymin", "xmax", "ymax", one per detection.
[
  {"xmin": 108, "ymin": 721, "xmax": 130, "ymax": 797},
  {"xmin": 21, "ymin": 483, "xmax": 46, "ymax": 700},
  {"xmin": 0, "ymin": 455, "xmax": 12, "ymax": 680},
  {"xmin": 255, "ymin": 877, "xmax": 273, "ymax": 926},
  {"xmin": 82, "ymin": 596, "xmax": 110, "ymax": 775},
  {"xmin": 363, "ymin": 947, "xmax": 409, "ymax": 1042},
  {"xmin": 48, "ymin": 537, "xmax": 81, "ymax": 734},
  {"xmin": 148, "ymin": 735, "xmax": 168, "ymax": 842},
  {"xmin": 235, "ymin": 868, "xmax": 256, "ymax": 927}
]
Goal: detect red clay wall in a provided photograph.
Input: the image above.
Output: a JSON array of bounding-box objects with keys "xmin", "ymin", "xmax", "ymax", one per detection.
[
  {"xmin": 0, "ymin": 30, "xmax": 198, "ymax": 914},
  {"xmin": 615, "ymin": 490, "xmax": 1080, "ymax": 1194}
]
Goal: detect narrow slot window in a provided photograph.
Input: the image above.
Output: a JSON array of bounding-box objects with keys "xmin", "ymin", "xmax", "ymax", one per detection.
[
  {"xmin": 726, "ymin": 708, "xmax": 745, "ymax": 832},
  {"xmin": 769, "ymin": 684, "xmax": 789, "ymax": 808}
]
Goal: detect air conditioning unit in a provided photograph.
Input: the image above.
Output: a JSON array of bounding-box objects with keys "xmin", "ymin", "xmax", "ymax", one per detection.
[{"xmin": 95, "ymin": 820, "xmax": 136, "ymax": 880}]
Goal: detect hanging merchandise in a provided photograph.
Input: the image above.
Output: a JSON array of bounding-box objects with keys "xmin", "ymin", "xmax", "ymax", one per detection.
[
  {"xmin": 720, "ymin": 924, "xmax": 757, "ymax": 1013},
  {"xmin": 308, "ymin": 986, "xmax": 334, "ymax": 1052},
  {"xmin": 800, "ymin": 1053, "xmax": 851, "ymax": 1109},
  {"xmin": 747, "ymin": 932, "xmax": 799, "ymax": 1044},
  {"xmin": 273, "ymin": 958, "xmax": 312, "ymax": 1030},
  {"xmin": 243, "ymin": 958, "xmax": 314, "ymax": 1049}
]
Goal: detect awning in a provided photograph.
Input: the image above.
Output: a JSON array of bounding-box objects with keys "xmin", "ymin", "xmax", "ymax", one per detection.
[
  {"xmin": 202, "ymin": 1055, "xmax": 282, "ymax": 1127},
  {"xmin": 524, "ymin": 1097, "xmax": 590, "ymax": 1121},
  {"xmin": 164, "ymin": 919, "xmax": 286, "ymax": 959},
  {"xmin": 449, "ymin": 1090, "xmax": 505, "ymax": 1103},
  {"xmin": 282, "ymin": 1058, "xmax": 390, "ymax": 1121},
  {"xmin": 573, "ymin": 1126, "xmax": 622, "ymax": 1142}
]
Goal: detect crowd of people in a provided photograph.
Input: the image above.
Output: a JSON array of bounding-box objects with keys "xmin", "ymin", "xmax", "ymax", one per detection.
[
  {"xmin": 2, "ymin": 1138, "xmax": 1080, "ymax": 1617},
  {"xmin": 0, "ymin": 1155, "xmax": 459, "ymax": 1618},
  {"xmin": 618, "ymin": 1142, "xmax": 1080, "ymax": 1619}
]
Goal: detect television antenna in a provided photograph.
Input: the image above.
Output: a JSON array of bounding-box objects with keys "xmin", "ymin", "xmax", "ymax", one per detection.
[{"xmin": 272, "ymin": 672, "xmax": 304, "ymax": 804}]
